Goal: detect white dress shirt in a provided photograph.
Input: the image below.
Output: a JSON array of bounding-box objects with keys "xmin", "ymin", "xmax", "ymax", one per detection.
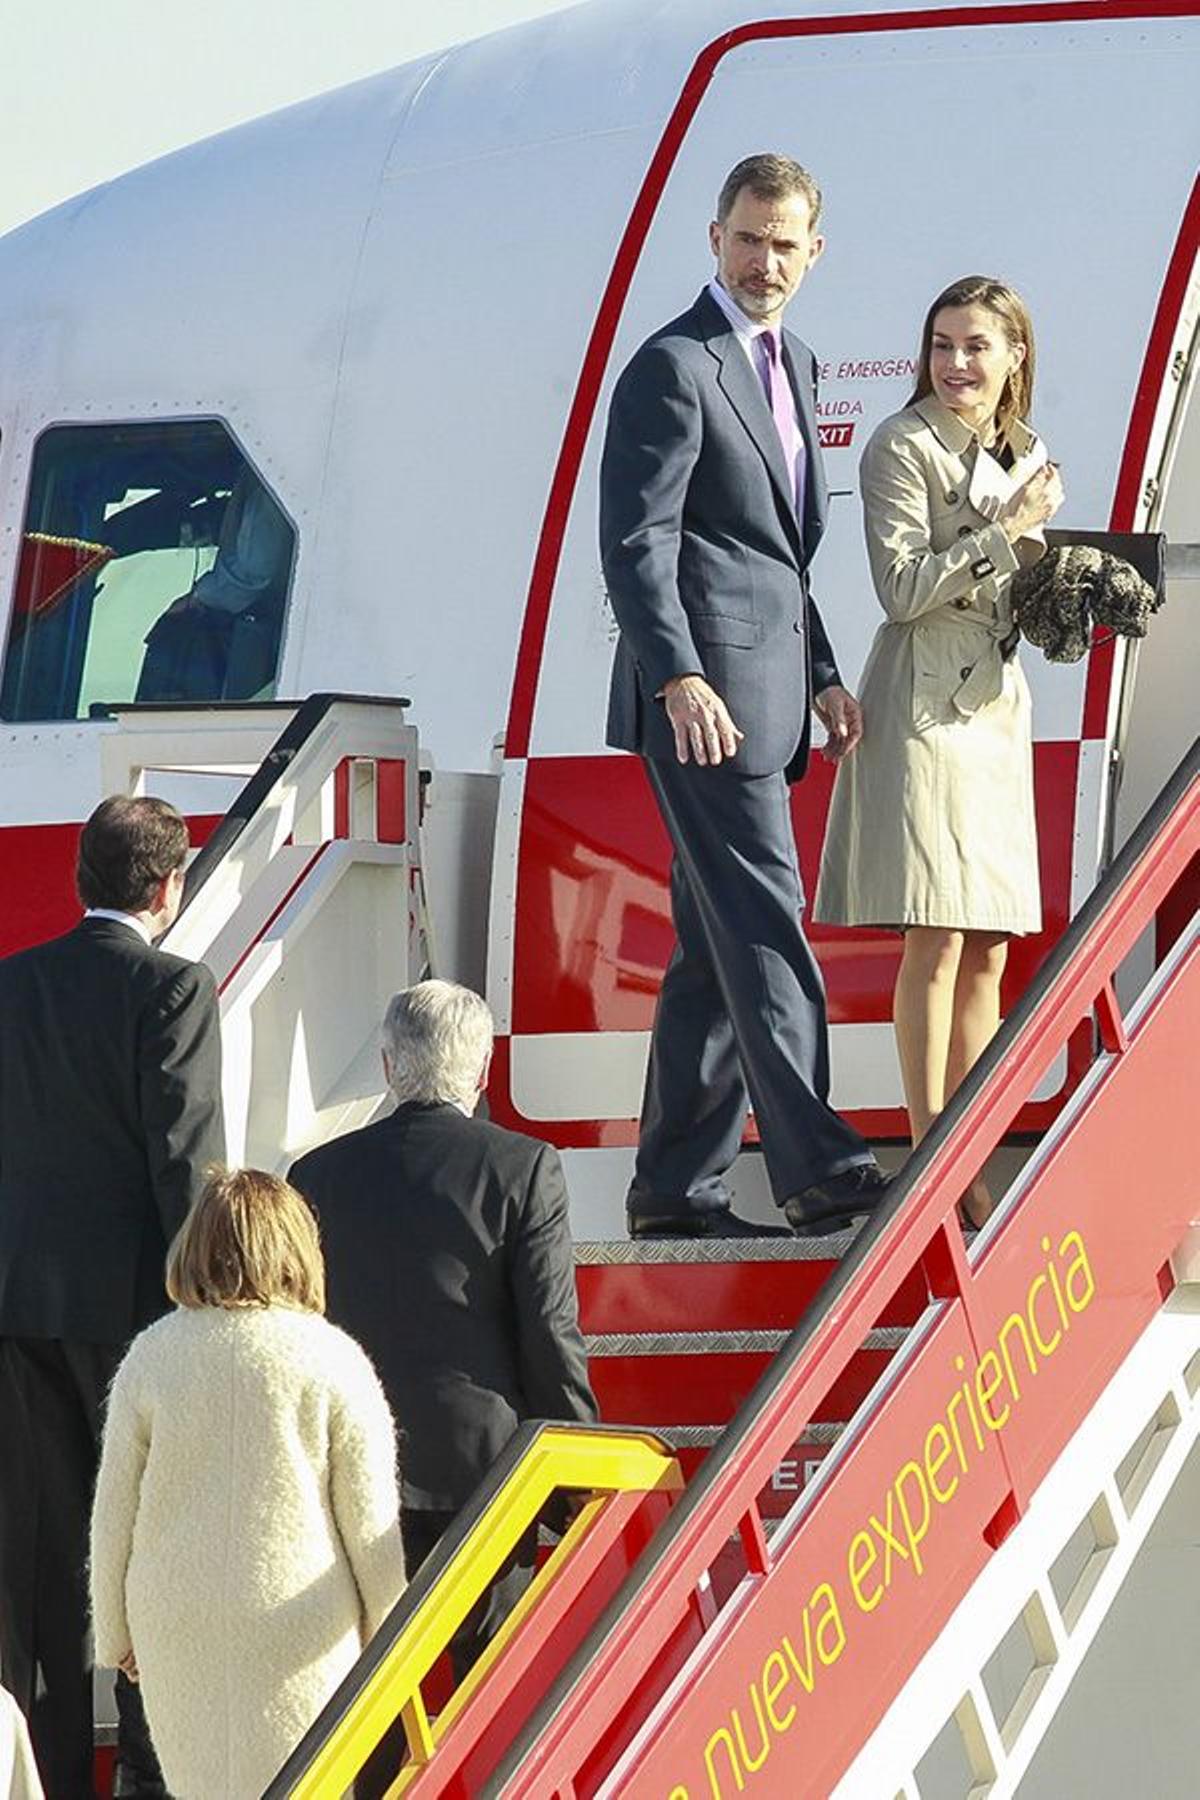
[
  {"xmin": 85, "ymin": 909, "xmax": 153, "ymax": 946},
  {"xmin": 707, "ymin": 278, "xmax": 804, "ymax": 514}
]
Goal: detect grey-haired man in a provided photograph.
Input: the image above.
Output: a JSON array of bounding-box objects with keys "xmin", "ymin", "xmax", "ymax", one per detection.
[{"xmin": 290, "ymin": 979, "xmax": 597, "ymax": 1680}]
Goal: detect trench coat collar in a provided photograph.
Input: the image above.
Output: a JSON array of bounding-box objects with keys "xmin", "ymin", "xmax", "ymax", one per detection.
[{"xmin": 913, "ymin": 392, "xmax": 1037, "ymax": 461}]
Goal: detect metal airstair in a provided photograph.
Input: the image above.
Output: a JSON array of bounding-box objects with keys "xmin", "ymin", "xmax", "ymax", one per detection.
[
  {"xmin": 87, "ymin": 697, "xmax": 1199, "ymax": 1794},
  {"xmin": 246, "ymin": 735, "xmax": 1200, "ymax": 1797}
]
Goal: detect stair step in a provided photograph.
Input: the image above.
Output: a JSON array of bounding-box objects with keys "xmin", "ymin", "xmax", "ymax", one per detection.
[
  {"xmin": 588, "ymin": 1341, "xmax": 898, "ymax": 1426},
  {"xmin": 584, "ymin": 1326, "xmax": 907, "ymax": 1357},
  {"xmin": 574, "ymin": 1234, "xmax": 858, "ymax": 1263},
  {"xmin": 577, "ymin": 1243, "xmax": 917, "ymax": 1431},
  {"xmin": 576, "ymin": 1241, "xmax": 930, "ymax": 1335},
  {"xmin": 652, "ymin": 1420, "xmax": 843, "ymax": 1449}
]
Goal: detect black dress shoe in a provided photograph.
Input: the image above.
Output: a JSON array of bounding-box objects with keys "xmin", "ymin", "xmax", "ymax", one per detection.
[
  {"xmin": 629, "ymin": 1209, "xmax": 791, "ymax": 1240},
  {"xmin": 784, "ymin": 1163, "xmax": 888, "ymax": 1238},
  {"xmin": 701, "ymin": 1211, "xmax": 792, "ymax": 1240}
]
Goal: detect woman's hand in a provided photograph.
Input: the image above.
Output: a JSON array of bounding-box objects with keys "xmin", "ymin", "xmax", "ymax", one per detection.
[
  {"xmin": 117, "ymin": 1648, "xmax": 139, "ymax": 1683},
  {"xmin": 998, "ymin": 463, "xmax": 1065, "ymax": 542}
]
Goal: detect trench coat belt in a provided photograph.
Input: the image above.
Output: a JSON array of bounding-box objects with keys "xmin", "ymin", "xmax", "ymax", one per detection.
[{"xmin": 916, "ymin": 606, "xmax": 1014, "ymax": 719}]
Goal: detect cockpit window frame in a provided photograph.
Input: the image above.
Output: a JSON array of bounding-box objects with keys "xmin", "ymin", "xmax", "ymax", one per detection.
[{"xmin": 0, "ymin": 415, "xmax": 297, "ymax": 724}]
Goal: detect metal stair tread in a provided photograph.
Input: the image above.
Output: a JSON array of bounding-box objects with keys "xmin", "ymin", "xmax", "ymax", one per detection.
[
  {"xmin": 574, "ymin": 1232, "xmax": 860, "ymax": 1264},
  {"xmin": 584, "ymin": 1326, "xmax": 909, "ymax": 1356},
  {"xmin": 648, "ymin": 1420, "xmax": 846, "ymax": 1448}
]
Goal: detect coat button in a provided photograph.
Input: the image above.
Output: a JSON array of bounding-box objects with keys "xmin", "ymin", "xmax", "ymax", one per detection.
[
  {"xmin": 953, "ymin": 598, "xmax": 969, "ymax": 610},
  {"xmin": 945, "ymin": 490, "xmax": 959, "ymax": 504},
  {"xmin": 793, "ymin": 620, "xmax": 803, "ymax": 633},
  {"xmin": 957, "ymin": 525, "xmax": 972, "ymax": 538},
  {"xmin": 960, "ymin": 665, "xmax": 972, "ymax": 680}
]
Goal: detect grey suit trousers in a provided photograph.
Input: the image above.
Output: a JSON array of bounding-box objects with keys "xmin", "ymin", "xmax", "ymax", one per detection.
[{"xmin": 632, "ymin": 756, "xmax": 872, "ymax": 1214}]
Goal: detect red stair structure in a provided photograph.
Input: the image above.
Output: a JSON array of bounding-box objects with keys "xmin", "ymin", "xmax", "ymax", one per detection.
[{"xmin": 271, "ymin": 738, "xmax": 1198, "ymax": 1798}]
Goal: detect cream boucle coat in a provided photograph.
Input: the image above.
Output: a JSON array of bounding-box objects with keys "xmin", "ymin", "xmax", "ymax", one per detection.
[
  {"xmin": 0, "ymin": 1687, "xmax": 42, "ymax": 1800},
  {"xmin": 90, "ymin": 1306, "xmax": 406, "ymax": 1798}
]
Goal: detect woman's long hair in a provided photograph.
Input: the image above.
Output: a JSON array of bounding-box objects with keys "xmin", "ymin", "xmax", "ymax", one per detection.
[{"xmin": 911, "ymin": 275, "xmax": 1036, "ymax": 444}]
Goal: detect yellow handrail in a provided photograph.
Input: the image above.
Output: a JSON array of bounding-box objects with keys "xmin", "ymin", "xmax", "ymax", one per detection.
[{"xmin": 284, "ymin": 1426, "xmax": 683, "ymax": 1798}]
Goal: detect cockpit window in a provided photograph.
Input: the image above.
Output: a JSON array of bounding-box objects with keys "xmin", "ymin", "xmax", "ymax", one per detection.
[{"xmin": 0, "ymin": 421, "xmax": 295, "ymax": 721}]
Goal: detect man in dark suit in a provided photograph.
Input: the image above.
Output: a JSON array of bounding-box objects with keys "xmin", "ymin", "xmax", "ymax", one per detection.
[
  {"xmin": 289, "ymin": 979, "xmax": 597, "ymax": 1679},
  {"xmin": 600, "ymin": 153, "xmax": 886, "ymax": 1240},
  {"xmin": 0, "ymin": 795, "xmax": 225, "ymax": 1799}
]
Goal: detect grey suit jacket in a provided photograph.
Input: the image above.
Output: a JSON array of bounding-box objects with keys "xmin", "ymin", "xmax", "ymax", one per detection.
[
  {"xmin": 600, "ymin": 286, "xmax": 840, "ymax": 780},
  {"xmin": 290, "ymin": 1102, "xmax": 597, "ymax": 1511}
]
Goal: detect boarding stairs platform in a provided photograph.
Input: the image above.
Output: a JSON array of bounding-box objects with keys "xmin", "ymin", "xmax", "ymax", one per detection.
[
  {"xmin": 259, "ymin": 737, "xmax": 1198, "ymax": 1797},
  {"xmin": 102, "ymin": 693, "xmax": 426, "ymax": 1167}
]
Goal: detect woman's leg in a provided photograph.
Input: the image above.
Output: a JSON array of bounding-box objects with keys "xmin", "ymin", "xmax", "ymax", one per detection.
[
  {"xmin": 947, "ymin": 931, "xmax": 1010, "ymax": 1224},
  {"xmin": 893, "ymin": 927, "xmax": 965, "ymax": 1144}
]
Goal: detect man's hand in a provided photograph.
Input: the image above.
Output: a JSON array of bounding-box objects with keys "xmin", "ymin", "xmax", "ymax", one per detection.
[
  {"xmin": 814, "ymin": 684, "xmax": 863, "ymax": 761},
  {"xmin": 662, "ymin": 674, "xmax": 744, "ymax": 765},
  {"xmin": 117, "ymin": 1648, "xmax": 139, "ymax": 1683}
]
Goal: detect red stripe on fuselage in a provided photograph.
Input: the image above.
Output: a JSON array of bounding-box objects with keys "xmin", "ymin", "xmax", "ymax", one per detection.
[
  {"xmin": 486, "ymin": 741, "xmax": 1084, "ymax": 1146},
  {"xmin": 0, "ymin": 816, "xmax": 221, "ymax": 959},
  {"xmin": 1083, "ymin": 174, "xmax": 1200, "ymax": 738},
  {"xmin": 511, "ymin": 741, "xmax": 1078, "ymax": 1036}
]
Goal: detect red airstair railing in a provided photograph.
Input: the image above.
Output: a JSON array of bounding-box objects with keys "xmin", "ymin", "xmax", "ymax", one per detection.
[
  {"xmin": 487, "ymin": 738, "xmax": 1200, "ymax": 1799},
  {"xmin": 266, "ymin": 740, "xmax": 1197, "ymax": 1797}
]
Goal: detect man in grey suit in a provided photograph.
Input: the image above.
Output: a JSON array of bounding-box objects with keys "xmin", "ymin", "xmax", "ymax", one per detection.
[{"xmin": 600, "ymin": 153, "xmax": 886, "ymax": 1239}]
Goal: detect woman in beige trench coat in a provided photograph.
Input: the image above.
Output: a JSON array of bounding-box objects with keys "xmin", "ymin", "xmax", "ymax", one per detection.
[{"xmin": 816, "ymin": 276, "xmax": 1064, "ymax": 1223}]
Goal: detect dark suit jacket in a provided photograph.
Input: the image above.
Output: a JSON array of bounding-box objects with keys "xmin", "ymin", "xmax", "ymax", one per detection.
[
  {"xmin": 290, "ymin": 1102, "xmax": 597, "ymax": 1510},
  {"xmin": 0, "ymin": 917, "xmax": 225, "ymax": 1343},
  {"xmin": 601, "ymin": 286, "xmax": 840, "ymax": 779}
]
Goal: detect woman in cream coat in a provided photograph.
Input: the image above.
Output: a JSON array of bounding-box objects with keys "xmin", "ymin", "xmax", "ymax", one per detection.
[
  {"xmin": 91, "ymin": 1169, "xmax": 406, "ymax": 1797},
  {"xmin": 0, "ymin": 1687, "xmax": 41, "ymax": 1800},
  {"xmin": 816, "ymin": 276, "xmax": 1064, "ymax": 1222}
]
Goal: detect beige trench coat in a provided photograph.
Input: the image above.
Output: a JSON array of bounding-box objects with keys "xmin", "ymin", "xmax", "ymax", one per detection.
[{"xmin": 815, "ymin": 395, "xmax": 1046, "ymax": 933}]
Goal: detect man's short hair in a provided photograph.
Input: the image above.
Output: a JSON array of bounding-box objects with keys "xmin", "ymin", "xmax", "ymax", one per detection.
[
  {"xmin": 76, "ymin": 795, "xmax": 190, "ymax": 912},
  {"xmin": 716, "ymin": 153, "xmax": 823, "ymax": 228},
  {"xmin": 382, "ymin": 980, "xmax": 494, "ymax": 1111}
]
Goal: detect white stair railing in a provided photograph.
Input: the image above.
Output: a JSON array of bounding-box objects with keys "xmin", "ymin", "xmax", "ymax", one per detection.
[{"xmin": 103, "ymin": 695, "xmax": 422, "ymax": 1168}]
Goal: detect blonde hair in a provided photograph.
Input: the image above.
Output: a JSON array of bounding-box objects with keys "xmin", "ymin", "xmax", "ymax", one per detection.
[
  {"xmin": 166, "ymin": 1167, "xmax": 325, "ymax": 1313},
  {"xmin": 912, "ymin": 274, "xmax": 1036, "ymax": 446}
]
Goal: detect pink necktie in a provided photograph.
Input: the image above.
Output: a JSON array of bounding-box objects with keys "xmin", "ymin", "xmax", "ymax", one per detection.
[{"xmin": 760, "ymin": 331, "xmax": 806, "ymax": 521}]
